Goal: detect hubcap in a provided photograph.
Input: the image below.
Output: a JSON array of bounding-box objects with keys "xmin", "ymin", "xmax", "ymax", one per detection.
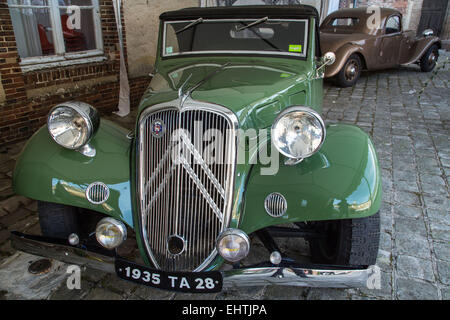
[
  {"xmin": 345, "ymin": 60, "xmax": 359, "ymax": 81},
  {"xmin": 429, "ymin": 52, "xmax": 437, "ymax": 65}
]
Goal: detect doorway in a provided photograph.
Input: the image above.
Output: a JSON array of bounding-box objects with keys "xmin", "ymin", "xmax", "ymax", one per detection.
[{"xmin": 417, "ymin": 0, "xmax": 449, "ymax": 37}]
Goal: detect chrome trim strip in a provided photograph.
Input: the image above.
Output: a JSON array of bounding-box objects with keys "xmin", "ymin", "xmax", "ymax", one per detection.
[
  {"xmin": 222, "ymin": 265, "xmax": 377, "ymax": 289},
  {"xmin": 10, "ymin": 232, "xmax": 115, "ymax": 274}
]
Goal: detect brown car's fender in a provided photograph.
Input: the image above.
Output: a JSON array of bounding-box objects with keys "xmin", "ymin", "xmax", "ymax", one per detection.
[
  {"xmin": 325, "ymin": 43, "xmax": 367, "ymax": 78},
  {"xmin": 400, "ymin": 36, "xmax": 441, "ymax": 65}
]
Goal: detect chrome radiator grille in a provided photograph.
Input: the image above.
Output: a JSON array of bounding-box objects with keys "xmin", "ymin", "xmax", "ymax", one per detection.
[{"xmin": 138, "ymin": 105, "xmax": 237, "ymax": 272}]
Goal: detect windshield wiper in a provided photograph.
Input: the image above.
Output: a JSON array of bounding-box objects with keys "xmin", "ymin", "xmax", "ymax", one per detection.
[
  {"xmin": 175, "ymin": 17, "xmax": 203, "ymax": 34},
  {"xmin": 236, "ymin": 16, "xmax": 268, "ymax": 31},
  {"xmin": 236, "ymin": 18, "xmax": 282, "ymax": 52}
]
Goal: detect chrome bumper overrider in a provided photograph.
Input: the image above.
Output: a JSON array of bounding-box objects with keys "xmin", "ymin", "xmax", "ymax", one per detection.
[{"xmin": 10, "ymin": 231, "xmax": 375, "ymax": 289}]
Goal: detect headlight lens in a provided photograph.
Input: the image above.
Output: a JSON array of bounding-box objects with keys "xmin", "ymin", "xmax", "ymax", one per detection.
[
  {"xmin": 271, "ymin": 107, "xmax": 325, "ymax": 159},
  {"xmin": 216, "ymin": 229, "xmax": 250, "ymax": 263},
  {"xmin": 95, "ymin": 218, "xmax": 127, "ymax": 249},
  {"xmin": 47, "ymin": 101, "xmax": 99, "ymax": 150}
]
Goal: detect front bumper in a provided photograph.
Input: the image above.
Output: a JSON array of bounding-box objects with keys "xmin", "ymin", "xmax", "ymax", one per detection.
[{"xmin": 10, "ymin": 231, "xmax": 376, "ymax": 289}]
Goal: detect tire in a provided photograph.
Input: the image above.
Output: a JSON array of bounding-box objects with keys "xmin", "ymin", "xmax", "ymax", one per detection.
[
  {"xmin": 309, "ymin": 212, "xmax": 380, "ymax": 267},
  {"xmin": 38, "ymin": 201, "xmax": 79, "ymax": 239},
  {"xmin": 334, "ymin": 54, "xmax": 362, "ymax": 87},
  {"xmin": 420, "ymin": 44, "xmax": 439, "ymax": 72}
]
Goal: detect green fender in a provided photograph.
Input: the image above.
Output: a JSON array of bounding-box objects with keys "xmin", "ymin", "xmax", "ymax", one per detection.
[
  {"xmin": 13, "ymin": 120, "xmax": 135, "ymax": 228},
  {"xmin": 238, "ymin": 123, "xmax": 382, "ymax": 235}
]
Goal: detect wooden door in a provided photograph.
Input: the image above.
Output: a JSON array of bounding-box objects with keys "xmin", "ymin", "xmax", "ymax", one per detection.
[{"xmin": 417, "ymin": 0, "xmax": 449, "ymax": 36}]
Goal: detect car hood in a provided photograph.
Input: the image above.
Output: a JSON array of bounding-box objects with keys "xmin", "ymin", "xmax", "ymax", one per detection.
[
  {"xmin": 320, "ymin": 32, "xmax": 368, "ymax": 53},
  {"xmin": 139, "ymin": 60, "xmax": 315, "ymax": 129}
]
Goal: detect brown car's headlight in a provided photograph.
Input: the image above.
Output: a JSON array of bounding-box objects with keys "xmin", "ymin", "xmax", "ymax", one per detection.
[
  {"xmin": 271, "ymin": 106, "xmax": 326, "ymax": 159},
  {"xmin": 47, "ymin": 101, "xmax": 99, "ymax": 150}
]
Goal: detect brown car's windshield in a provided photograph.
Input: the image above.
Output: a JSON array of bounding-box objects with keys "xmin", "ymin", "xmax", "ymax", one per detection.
[{"xmin": 162, "ymin": 18, "xmax": 309, "ymax": 58}]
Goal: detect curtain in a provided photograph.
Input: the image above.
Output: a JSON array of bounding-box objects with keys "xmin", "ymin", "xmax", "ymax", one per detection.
[
  {"xmin": 9, "ymin": 0, "xmax": 43, "ymax": 58},
  {"xmin": 112, "ymin": 0, "xmax": 130, "ymax": 117}
]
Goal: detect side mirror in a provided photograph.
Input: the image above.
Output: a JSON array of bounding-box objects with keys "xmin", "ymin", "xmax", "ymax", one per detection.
[
  {"xmin": 423, "ymin": 29, "xmax": 434, "ymax": 37},
  {"xmin": 323, "ymin": 52, "xmax": 336, "ymax": 66},
  {"xmin": 314, "ymin": 52, "xmax": 336, "ymax": 79}
]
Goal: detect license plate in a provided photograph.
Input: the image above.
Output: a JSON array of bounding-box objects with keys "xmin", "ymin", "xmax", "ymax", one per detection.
[{"xmin": 115, "ymin": 258, "xmax": 223, "ymax": 293}]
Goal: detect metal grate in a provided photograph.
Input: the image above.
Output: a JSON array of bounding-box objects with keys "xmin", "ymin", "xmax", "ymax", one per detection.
[
  {"xmin": 264, "ymin": 193, "xmax": 287, "ymax": 218},
  {"xmin": 86, "ymin": 182, "xmax": 110, "ymax": 205},
  {"xmin": 138, "ymin": 105, "xmax": 237, "ymax": 271}
]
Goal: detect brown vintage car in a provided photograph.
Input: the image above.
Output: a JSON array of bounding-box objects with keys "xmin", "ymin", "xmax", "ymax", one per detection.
[{"xmin": 320, "ymin": 7, "xmax": 442, "ymax": 87}]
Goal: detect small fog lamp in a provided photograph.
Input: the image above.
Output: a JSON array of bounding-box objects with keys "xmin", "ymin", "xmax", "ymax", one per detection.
[
  {"xmin": 216, "ymin": 229, "xmax": 250, "ymax": 263},
  {"xmin": 95, "ymin": 218, "xmax": 127, "ymax": 249},
  {"xmin": 270, "ymin": 251, "xmax": 282, "ymax": 265}
]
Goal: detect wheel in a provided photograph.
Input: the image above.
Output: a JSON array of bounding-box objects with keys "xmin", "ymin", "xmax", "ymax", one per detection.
[
  {"xmin": 38, "ymin": 201, "xmax": 79, "ymax": 239},
  {"xmin": 420, "ymin": 44, "xmax": 439, "ymax": 72},
  {"xmin": 334, "ymin": 54, "xmax": 362, "ymax": 87},
  {"xmin": 309, "ymin": 212, "xmax": 380, "ymax": 267}
]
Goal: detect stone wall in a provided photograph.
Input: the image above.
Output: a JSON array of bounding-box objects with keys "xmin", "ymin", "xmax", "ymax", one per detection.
[
  {"xmin": 124, "ymin": 0, "xmax": 199, "ymax": 78},
  {"xmin": 441, "ymin": 2, "xmax": 450, "ymax": 49}
]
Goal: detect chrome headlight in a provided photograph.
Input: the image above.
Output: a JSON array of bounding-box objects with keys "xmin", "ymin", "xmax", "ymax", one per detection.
[
  {"xmin": 47, "ymin": 101, "xmax": 99, "ymax": 150},
  {"xmin": 216, "ymin": 229, "xmax": 250, "ymax": 263},
  {"xmin": 271, "ymin": 106, "xmax": 326, "ymax": 159},
  {"xmin": 95, "ymin": 217, "xmax": 127, "ymax": 249}
]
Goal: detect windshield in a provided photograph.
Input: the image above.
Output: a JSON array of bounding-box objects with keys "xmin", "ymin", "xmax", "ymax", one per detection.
[{"xmin": 162, "ymin": 18, "xmax": 309, "ymax": 58}]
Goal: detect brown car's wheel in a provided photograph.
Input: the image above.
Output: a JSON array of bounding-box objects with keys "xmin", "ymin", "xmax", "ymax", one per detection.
[
  {"xmin": 38, "ymin": 201, "xmax": 79, "ymax": 239},
  {"xmin": 420, "ymin": 44, "xmax": 439, "ymax": 72},
  {"xmin": 335, "ymin": 54, "xmax": 362, "ymax": 88},
  {"xmin": 309, "ymin": 212, "xmax": 380, "ymax": 267}
]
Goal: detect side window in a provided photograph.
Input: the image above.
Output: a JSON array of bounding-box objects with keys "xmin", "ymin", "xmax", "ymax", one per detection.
[{"xmin": 385, "ymin": 16, "xmax": 401, "ymax": 34}]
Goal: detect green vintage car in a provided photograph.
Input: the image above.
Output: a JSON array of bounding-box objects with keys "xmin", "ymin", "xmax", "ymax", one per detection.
[{"xmin": 11, "ymin": 5, "xmax": 382, "ymax": 293}]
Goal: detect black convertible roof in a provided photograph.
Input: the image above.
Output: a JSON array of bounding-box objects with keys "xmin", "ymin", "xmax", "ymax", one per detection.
[{"xmin": 160, "ymin": 5, "xmax": 319, "ymax": 21}]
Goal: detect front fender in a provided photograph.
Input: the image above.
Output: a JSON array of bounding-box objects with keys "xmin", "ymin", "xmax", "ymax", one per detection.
[
  {"xmin": 400, "ymin": 36, "xmax": 441, "ymax": 65},
  {"xmin": 13, "ymin": 120, "xmax": 134, "ymax": 228},
  {"xmin": 325, "ymin": 44, "xmax": 365, "ymax": 78},
  {"xmin": 239, "ymin": 124, "xmax": 382, "ymax": 235}
]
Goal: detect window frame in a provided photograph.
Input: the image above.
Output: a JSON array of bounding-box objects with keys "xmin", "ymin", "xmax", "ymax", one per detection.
[
  {"xmin": 330, "ymin": 17, "xmax": 360, "ymax": 27},
  {"xmin": 161, "ymin": 18, "xmax": 310, "ymax": 59},
  {"xmin": 7, "ymin": 0, "xmax": 104, "ymax": 69},
  {"xmin": 384, "ymin": 14, "xmax": 402, "ymax": 35}
]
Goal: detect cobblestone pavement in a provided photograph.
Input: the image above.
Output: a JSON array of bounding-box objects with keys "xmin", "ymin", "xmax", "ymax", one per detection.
[{"xmin": 0, "ymin": 52, "xmax": 448, "ymax": 300}]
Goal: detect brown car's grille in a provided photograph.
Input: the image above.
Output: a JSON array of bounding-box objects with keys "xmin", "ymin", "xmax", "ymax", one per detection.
[{"xmin": 138, "ymin": 107, "xmax": 236, "ymax": 271}]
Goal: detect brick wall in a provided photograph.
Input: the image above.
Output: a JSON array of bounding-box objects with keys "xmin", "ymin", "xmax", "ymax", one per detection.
[
  {"xmin": 0, "ymin": 0, "xmax": 150, "ymax": 145},
  {"xmin": 339, "ymin": 0, "xmax": 408, "ymax": 13},
  {"xmin": 356, "ymin": 0, "xmax": 408, "ymax": 13}
]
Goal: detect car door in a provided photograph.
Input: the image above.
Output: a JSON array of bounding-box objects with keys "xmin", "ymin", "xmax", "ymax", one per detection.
[{"xmin": 378, "ymin": 15, "xmax": 403, "ymax": 67}]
